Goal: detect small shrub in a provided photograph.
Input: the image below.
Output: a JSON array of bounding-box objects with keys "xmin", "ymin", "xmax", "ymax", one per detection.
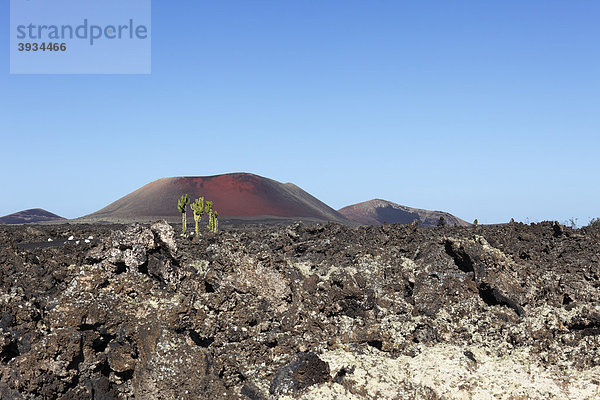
[{"xmin": 588, "ymin": 218, "xmax": 600, "ymax": 228}]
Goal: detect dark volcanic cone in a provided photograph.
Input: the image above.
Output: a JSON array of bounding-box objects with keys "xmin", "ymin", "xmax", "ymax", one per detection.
[
  {"xmin": 338, "ymin": 199, "xmax": 470, "ymax": 227},
  {"xmin": 0, "ymin": 208, "xmax": 66, "ymax": 225},
  {"xmin": 82, "ymin": 173, "xmax": 352, "ymax": 224}
]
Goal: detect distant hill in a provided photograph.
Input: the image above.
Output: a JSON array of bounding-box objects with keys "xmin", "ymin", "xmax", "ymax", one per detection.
[
  {"xmin": 0, "ymin": 208, "xmax": 66, "ymax": 225},
  {"xmin": 81, "ymin": 173, "xmax": 353, "ymax": 224},
  {"xmin": 338, "ymin": 199, "xmax": 470, "ymax": 227}
]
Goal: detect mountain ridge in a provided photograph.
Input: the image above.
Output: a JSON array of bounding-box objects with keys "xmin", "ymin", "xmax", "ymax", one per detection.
[
  {"xmin": 338, "ymin": 198, "xmax": 470, "ymax": 227},
  {"xmin": 0, "ymin": 208, "xmax": 66, "ymax": 225}
]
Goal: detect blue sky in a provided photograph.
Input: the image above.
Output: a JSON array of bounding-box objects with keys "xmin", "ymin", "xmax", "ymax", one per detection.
[{"xmin": 1, "ymin": 1, "xmax": 599, "ymax": 224}]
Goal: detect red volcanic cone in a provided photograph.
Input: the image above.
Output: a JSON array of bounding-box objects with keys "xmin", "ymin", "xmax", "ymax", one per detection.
[{"xmin": 84, "ymin": 173, "xmax": 351, "ymax": 224}]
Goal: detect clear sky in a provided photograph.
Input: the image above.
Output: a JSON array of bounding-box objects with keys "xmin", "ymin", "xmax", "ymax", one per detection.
[{"xmin": 1, "ymin": 1, "xmax": 599, "ymax": 225}]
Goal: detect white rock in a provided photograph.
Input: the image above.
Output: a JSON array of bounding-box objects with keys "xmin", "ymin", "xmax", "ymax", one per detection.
[
  {"xmin": 75, "ymin": 240, "xmax": 80, "ymax": 245},
  {"xmin": 294, "ymin": 344, "xmax": 600, "ymax": 400},
  {"xmin": 84, "ymin": 239, "xmax": 90, "ymax": 243},
  {"xmin": 47, "ymin": 238, "xmax": 53, "ymax": 242},
  {"xmin": 68, "ymin": 236, "xmax": 74, "ymax": 241},
  {"xmin": 151, "ymin": 220, "xmax": 178, "ymax": 257},
  {"xmin": 88, "ymin": 236, "xmax": 93, "ymax": 240}
]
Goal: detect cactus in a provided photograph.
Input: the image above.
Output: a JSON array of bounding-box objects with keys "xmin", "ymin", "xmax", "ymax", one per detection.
[
  {"xmin": 178, "ymin": 194, "xmax": 190, "ymax": 236},
  {"xmin": 190, "ymin": 197, "xmax": 205, "ymax": 237},
  {"xmin": 180, "ymin": 196, "xmax": 219, "ymax": 236},
  {"xmin": 205, "ymin": 201, "xmax": 214, "ymax": 231}
]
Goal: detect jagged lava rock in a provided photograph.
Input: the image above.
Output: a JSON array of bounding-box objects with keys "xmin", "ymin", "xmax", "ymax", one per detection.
[{"xmin": 0, "ymin": 221, "xmax": 599, "ymax": 399}]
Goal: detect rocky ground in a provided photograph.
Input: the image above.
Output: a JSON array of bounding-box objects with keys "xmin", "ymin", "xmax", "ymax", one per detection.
[{"xmin": 0, "ymin": 221, "xmax": 599, "ymax": 399}]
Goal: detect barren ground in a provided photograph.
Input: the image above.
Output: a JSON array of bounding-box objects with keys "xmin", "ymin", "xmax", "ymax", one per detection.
[{"xmin": 0, "ymin": 221, "xmax": 599, "ymax": 399}]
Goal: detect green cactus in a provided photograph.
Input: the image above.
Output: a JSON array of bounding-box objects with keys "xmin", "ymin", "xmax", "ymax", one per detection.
[
  {"xmin": 213, "ymin": 211, "xmax": 219, "ymax": 233},
  {"xmin": 205, "ymin": 201, "xmax": 214, "ymax": 231},
  {"xmin": 178, "ymin": 194, "xmax": 190, "ymax": 236},
  {"xmin": 190, "ymin": 197, "xmax": 205, "ymax": 237}
]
